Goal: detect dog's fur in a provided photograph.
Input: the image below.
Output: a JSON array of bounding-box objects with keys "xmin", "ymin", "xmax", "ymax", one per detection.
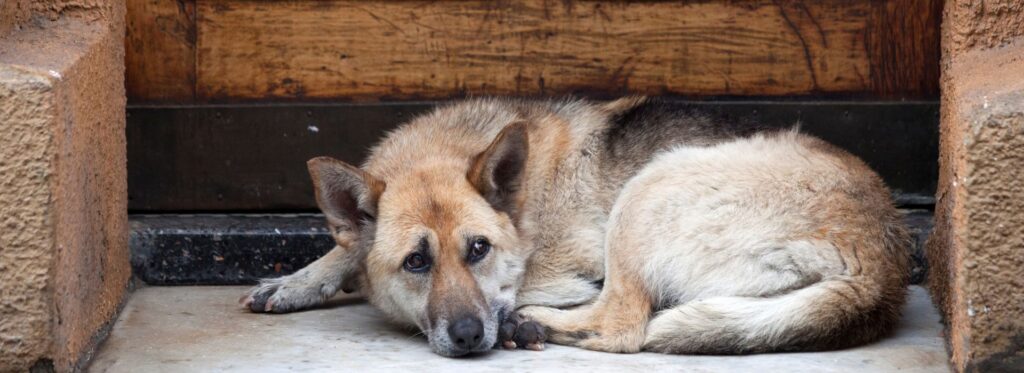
[{"xmin": 241, "ymin": 97, "xmax": 911, "ymax": 357}]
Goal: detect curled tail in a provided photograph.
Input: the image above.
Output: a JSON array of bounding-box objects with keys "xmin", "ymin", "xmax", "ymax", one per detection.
[{"xmin": 642, "ymin": 275, "xmax": 907, "ymax": 354}]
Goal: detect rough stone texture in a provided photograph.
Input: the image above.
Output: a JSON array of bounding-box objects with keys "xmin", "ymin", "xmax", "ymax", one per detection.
[
  {"xmin": 0, "ymin": 0, "xmax": 113, "ymax": 34},
  {"xmin": 0, "ymin": 65, "xmax": 59, "ymax": 373},
  {"xmin": 0, "ymin": 0, "xmax": 32, "ymax": 35},
  {"xmin": 89, "ymin": 286, "xmax": 951, "ymax": 372},
  {"xmin": 30, "ymin": 0, "xmax": 112, "ymax": 22},
  {"xmin": 928, "ymin": 0, "xmax": 1024, "ymax": 370},
  {"xmin": 944, "ymin": 0, "xmax": 1024, "ymax": 53},
  {"xmin": 0, "ymin": 1, "xmax": 128, "ymax": 371},
  {"xmin": 959, "ymin": 89, "xmax": 1024, "ymax": 372}
]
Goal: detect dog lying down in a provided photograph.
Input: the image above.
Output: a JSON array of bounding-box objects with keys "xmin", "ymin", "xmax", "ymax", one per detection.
[{"xmin": 240, "ymin": 97, "xmax": 910, "ymax": 357}]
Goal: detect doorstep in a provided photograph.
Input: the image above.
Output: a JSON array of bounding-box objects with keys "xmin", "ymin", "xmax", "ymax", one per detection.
[
  {"xmin": 128, "ymin": 210, "xmax": 935, "ymax": 286},
  {"xmin": 88, "ymin": 286, "xmax": 950, "ymax": 372}
]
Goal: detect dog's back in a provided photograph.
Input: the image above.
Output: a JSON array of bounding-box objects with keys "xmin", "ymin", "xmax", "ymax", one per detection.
[
  {"xmin": 628, "ymin": 131, "xmax": 911, "ymax": 353},
  {"xmin": 597, "ymin": 99, "xmax": 766, "ymax": 203},
  {"xmin": 507, "ymin": 98, "xmax": 911, "ymax": 353}
]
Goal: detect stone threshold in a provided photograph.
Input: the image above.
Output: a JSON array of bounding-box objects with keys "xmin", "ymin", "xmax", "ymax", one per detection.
[
  {"xmin": 129, "ymin": 210, "xmax": 935, "ymax": 286},
  {"xmin": 88, "ymin": 286, "xmax": 951, "ymax": 372}
]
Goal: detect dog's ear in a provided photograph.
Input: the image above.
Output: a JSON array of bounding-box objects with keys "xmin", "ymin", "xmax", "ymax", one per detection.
[
  {"xmin": 307, "ymin": 157, "xmax": 385, "ymax": 239},
  {"xmin": 308, "ymin": 157, "xmax": 383, "ymax": 293},
  {"xmin": 599, "ymin": 95, "xmax": 646, "ymax": 117},
  {"xmin": 468, "ymin": 122, "xmax": 529, "ymax": 218}
]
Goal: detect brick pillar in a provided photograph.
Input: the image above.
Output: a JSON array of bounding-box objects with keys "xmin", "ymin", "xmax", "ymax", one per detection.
[
  {"xmin": 0, "ymin": 1, "xmax": 129, "ymax": 372},
  {"xmin": 927, "ymin": 0, "xmax": 1024, "ymax": 371}
]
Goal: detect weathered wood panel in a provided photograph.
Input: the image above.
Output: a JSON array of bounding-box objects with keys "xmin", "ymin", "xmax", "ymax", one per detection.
[
  {"xmin": 125, "ymin": 0, "xmax": 196, "ymax": 102},
  {"xmin": 867, "ymin": 0, "xmax": 942, "ymax": 98},
  {"xmin": 123, "ymin": 0, "xmax": 940, "ymax": 102},
  {"xmin": 184, "ymin": 0, "xmax": 938, "ymax": 102}
]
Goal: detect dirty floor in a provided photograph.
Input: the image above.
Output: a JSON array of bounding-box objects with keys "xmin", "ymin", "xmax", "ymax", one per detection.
[{"xmin": 89, "ymin": 286, "xmax": 951, "ymax": 372}]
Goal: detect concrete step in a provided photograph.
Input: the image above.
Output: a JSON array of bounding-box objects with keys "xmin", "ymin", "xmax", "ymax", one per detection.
[
  {"xmin": 129, "ymin": 210, "xmax": 934, "ymax": 285},
  {"xmin": 88, "ymin": 286, "xmax": 950, "ymax": 372}
]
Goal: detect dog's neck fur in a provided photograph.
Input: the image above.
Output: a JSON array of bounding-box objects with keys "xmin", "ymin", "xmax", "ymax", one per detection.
[{"xmin": 364, "ymin": 98, "xmax": 619, "ymax": 224}]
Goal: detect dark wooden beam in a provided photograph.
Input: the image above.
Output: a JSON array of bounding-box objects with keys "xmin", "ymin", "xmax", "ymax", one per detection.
[{"xmin": 127, "ymin": 101, "xmax": 938, "ymax": 211}]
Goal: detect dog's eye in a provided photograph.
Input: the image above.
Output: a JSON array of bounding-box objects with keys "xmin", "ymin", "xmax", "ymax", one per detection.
[
  {"xmin": 468, "ymin": 237, "xmax": 491, "ymax": 263},
  {"xmin": 403, "ymin": 252, "xmax": 431, "ymax": 273}
]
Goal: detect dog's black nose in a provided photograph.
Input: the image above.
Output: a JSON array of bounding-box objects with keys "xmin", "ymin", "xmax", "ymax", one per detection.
[{"xmin": 448, "ymin": 315, "xmax": 484, "ymax": 351}]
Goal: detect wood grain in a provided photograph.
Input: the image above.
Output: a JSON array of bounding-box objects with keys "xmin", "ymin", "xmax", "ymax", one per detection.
[
  {"xmin": 125, "ymin": 0, "xmax": 941, "ymax": 102},
  {"xmin": 195, "ymin": 0, "xmax": 873, "ymax": 101},
  {"xmin": 125, "ymin": 0, "xmax": 195, "ymax": 102},
  {"xmin": 867, "ymin": 0, "xmax": 942, "ymax": 98}
]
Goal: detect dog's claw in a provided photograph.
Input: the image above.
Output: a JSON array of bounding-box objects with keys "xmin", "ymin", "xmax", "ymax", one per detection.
[
  {"xmin": 241, "ymin": 281, "xmax": 281, "ymax": 313},
  {"xmin": 498, "ymin": 312, "xmax": 547, "ymax": 352},
  {"xmin": 239, "ymin": 294, "xmax": 254, "ymax": 308}
]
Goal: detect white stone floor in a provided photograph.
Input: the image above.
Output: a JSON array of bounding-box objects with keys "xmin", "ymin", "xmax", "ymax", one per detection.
[{"xmin": 89, "ymin": 286, "xmax": 951, "ymax": 373}]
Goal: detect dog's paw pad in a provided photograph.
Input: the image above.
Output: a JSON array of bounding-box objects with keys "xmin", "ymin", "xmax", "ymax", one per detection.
[{"xmin": 498, "ymin": 313, "xmax": 547, "ymax": 351}]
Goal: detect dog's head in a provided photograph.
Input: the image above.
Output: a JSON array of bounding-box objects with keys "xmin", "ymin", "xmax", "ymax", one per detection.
[{"xmin": 307, "ymin": 123, "xmax": 530, "ymax": 357}]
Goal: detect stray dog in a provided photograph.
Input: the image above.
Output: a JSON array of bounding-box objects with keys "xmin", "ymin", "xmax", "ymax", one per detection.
[{"xmin": 241, "ymin": 97, "xmax": 910, "ymax": 357}]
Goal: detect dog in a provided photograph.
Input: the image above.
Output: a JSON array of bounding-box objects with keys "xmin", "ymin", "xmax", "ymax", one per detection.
[{"xmin": 240, "ymin": 97, "xmax": 910, "ymax": 357}]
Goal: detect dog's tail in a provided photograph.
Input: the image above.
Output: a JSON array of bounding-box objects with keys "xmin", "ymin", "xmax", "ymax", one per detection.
[{"xmin": 642, "ymin": 274, "xmax": 907, "ymax": 353}]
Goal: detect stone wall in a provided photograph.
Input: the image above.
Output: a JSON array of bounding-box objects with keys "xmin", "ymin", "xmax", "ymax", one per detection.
[
  {"xmin": 928, "ymin": 0, "xmax": 1024, "ymax": 371},
  {"xmin": 0, "ymin": 0, "xmax": 31, "ymax": 35},
  {"xmin": 0, "ymin": 1, "xmax": 128, "ymax": 372}
]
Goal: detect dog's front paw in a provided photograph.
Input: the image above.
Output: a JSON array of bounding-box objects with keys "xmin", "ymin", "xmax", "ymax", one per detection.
[
  {"xmin": 240, "ymin": 279, "xmax": 278, "ymax": 313},
  {"xmin": 498, "ymin": 312, "xmax": 547, "ymax": 351},
  {"xmin": 239, "ymin": 276, "xmax": 330, "ymax": 313}
]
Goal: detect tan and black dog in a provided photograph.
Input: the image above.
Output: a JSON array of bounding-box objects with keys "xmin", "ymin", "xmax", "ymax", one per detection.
[{"xmin": 241, "ymin": 97, "xmax": 910, "ymax": 357}]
